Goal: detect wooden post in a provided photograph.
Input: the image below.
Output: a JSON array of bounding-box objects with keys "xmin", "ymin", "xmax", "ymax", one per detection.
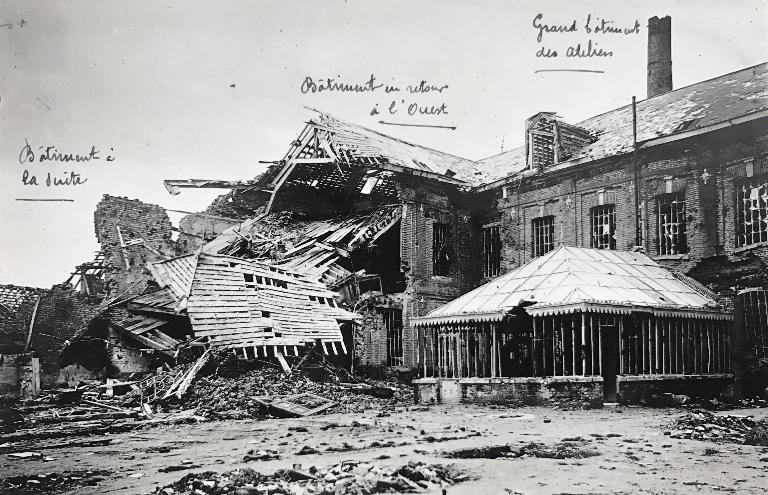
[
  {"xmin": 491, "ymin": 323, "xmax": 498, "ymax": 378},
  {"xmin": 597, "ymin": 316, "xmax": 603, "ymax": 375},
  {"xmin": 581, "ymin": 313, "xmax": 587, "ymax": 376},
  {"xmin": 707, "ymin": 321, "xmax": 712, "ymax": 373},
  {"xmin": 571, "ymin": 314, "xmax": 576, "ymax": 376},
  {"xmin": 589, "ymin": 315, "xmax": 595, "ymax": 375},
  {"xmin": 619, "ymin": 317, "xmax": 625, "ymax": 375},
  {"xmin": 465, "ymin": 326, "xmax": 470, "ymax": 377},
  {"xmin": 654, "ymin": 318, "xmax": 660, "ymax": 374},
  {"xmin": 552, "ymin": 316, "xmax": 558, "ymax": 377},
  {"xmin": 532, "ymin": 316, "xmax": 538, "ymax": 377},
  {"xmin": 641, "ymin": 318, "xmax": 647, "ymax": 374}
]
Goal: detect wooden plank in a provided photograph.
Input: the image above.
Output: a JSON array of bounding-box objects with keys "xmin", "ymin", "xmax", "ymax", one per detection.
[{"xmin": 274, "ymin": 349, "xmax": 291, "ymax": 374}]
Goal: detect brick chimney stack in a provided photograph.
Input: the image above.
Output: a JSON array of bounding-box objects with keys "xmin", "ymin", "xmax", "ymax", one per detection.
[{"xmin": 647, "ymin": 16, "xmax": 672, "ymax": 98}]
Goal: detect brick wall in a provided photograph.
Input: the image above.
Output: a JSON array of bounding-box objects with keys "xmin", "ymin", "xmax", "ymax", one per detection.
[
  {"xmin": 30, "ymin": 284, "xmax": 102, "ymax": 387},
  {"xmin": 94, "ymin": 195, "xmax": 178, "ymax": 297},
  {"xmin": 486, "ymin": 124, "xmax": 768, "ymax": 295},
  {"xmin": 399, "ymin": 181, "xmax": 476, "ymax": 367}
]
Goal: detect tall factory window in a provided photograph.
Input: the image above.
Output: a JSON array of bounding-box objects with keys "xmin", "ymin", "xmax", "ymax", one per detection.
[
  {"xmin": 590, "ymin": 205, "xmax": 616, "ymax": 250},
  {"xmin": 737, "ymin": 178, "xmax": 768, "ymax": 247},
  {"xmin": 532, "ymin": 216, "xmax": 555, "ymax": 257},
  {"xmin": 657, "ymin": 193, "xmax": 687, "ymax": 255},
  {"xmin": 482, "ymin": 225, "xmax": 501, "ymax": 278},
  {"xmin": 432, "ymin": 223, "xmax": 452, "ymax": 276}
]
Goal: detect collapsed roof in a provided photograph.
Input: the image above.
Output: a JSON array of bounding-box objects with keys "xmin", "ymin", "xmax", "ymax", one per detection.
[
  {"xmin": 414, "ymin": 246, "xmax": 730, "ymax": 326},
  {"xmin": 137, "ymin": 252, "xmax": 356, "ymax": 352},
  {"xmin": 202, "ymin": 203, "xmax": 402, "ymax": 288}
]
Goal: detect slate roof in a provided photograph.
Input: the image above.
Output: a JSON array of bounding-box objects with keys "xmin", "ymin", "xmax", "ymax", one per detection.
[
  {"xmin": 414, "ymin": 246, "xmax": 730, "ymax": 326},
  {"xmin": 477, "ymin": 63, "xmax": 768, "ymax": 186},
  {"xmin": 309, "ymin": 112, "xmax": 487, "ymax": 186}
]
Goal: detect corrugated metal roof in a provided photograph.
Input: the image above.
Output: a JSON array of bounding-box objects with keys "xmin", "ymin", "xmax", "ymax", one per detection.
[{"xmin": 414, "ymin": 246, "xmax": 729, "ymax": 325}]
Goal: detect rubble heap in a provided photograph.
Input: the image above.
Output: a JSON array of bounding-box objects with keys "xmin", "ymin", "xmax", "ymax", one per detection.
[
  {"xmin": 0, "ymin": 469, "xmax": 111, "ymax": 494},
  {"xmin": 179, "ymin": 365, "xmax": 413, "ymax": 420},
  {"xmin": 155, "ymin": 460, "xmax": 471, "ymax": 495},
  {"xmin": 669, "ymin": 410, "xmax": 768, "ymax": 445}
]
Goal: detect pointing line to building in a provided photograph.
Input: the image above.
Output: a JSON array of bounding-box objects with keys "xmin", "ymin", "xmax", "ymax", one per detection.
[
  {"xmin": 534, "ymin": 69, "xmax": 605, "ymax": 74},
  {"xmin": 15, "ymin": 198, "xmax": 75, "ymax": 202},
  {"xmin": 378, "ymin": 121, "xmax": 457, "ymax": 130}
]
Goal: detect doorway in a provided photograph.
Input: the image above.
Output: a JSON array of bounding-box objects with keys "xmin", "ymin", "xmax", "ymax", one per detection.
[{"xmin": 600, "ymin": 318, "xmax": 619, "ymax": 402}]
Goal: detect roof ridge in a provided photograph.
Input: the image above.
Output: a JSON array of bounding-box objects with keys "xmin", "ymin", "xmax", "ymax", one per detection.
[{"xmin": 308, "ymin": 108, "xmax": 478, "ymax": 165}]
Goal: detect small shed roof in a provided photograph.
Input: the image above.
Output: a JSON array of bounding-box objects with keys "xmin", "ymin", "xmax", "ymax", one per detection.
[{"xmin": 414, "ymin": 246, "xmax": 730, "ymax": 326}]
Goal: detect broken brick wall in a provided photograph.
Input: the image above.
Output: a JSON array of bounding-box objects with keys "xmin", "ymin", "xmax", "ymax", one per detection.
[
  {"xmin": 94, "ymin": 195, "xmax": 179, "ymax": 298},
  {"xmin": 0, "ymin": 285, "xmax": 46, "ymax": 354},
  {"xmin": 177, "ymin": 214, "xmax": 240, "ymax": 253},
  {"xmin": 28, "ymin": 284, "xmax": 103, "ymax": 388},
  {"xmin": 399, "ymin": 181, "xmax": 476, "ymax": 368}
]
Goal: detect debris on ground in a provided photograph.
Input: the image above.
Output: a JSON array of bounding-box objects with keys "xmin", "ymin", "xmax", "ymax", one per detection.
[
  {"xmin": 177, "ymin": 362, "xmax": 412, "ymax": 420},
  {"xmin": 154, "ymin": 460, "xmax": 471, "ymax": 494},
  {"xmin": 668, "ymin": 410, "xmax": 768, "ymax": 445},
  {"xmin": 0, "ymin": 348, "xmax": 412, "ymax": 443},
  {"xmin": 445, "ymin": 439, "xmax": 601, "ymax": 460},
  {"xmin": 0, "ymin": 469, "xmax": 111, "ymax": 494}
]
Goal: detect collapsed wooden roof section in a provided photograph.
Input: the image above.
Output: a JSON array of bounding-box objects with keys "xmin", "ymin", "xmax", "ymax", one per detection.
[
  {"xmin": 139, "ymin": 252, "xmax": 355, "ymax": 352},
  {"xmin": 203, "ymin": 203, "xmax": 402, "ymax": 288},
  {"xmin": 260, "ymin": 110, "xmax": 487, "ymax": 214}
]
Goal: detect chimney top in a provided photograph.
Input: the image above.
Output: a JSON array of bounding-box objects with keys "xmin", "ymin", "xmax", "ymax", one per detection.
[{"xmin": 647, "ymin": 16, "xmax": 672, "ymax": 98}]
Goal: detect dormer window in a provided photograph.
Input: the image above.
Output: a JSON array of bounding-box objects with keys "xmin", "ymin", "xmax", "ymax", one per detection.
[{"xmin": 525, "ymin": 112, "xmax": 595, "ymax": 172}]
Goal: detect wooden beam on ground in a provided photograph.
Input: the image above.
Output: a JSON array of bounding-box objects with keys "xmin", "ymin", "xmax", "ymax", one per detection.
[{"xmin": 274, "ymin": 349, "xmax": 291, "ymax": 375}]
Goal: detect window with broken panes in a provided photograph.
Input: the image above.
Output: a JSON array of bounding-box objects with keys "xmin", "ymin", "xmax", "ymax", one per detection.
[
  {"xmin": 737, "ymin": 177, "xmax": 768, "ymax": 247},
  {"xmin": 482, "ymin": 225, "xmax": 501, "ymax": 278},
  {"xmin": 531, "ymin": 216, "xmax": 555, "ymax": 257},
  {"xmin": 432, "ymin": 222, "xmax": 452, "ymax": 276},
  {"xmin": 590, "ymin": 205, "xmax": 616, "ymax": 250},
  {"xmin": 382, "ymin": 308, "xmax": 404, "ymax": 367},
  {"xmin": 657, "ymin": 193, "xmax": 687, "ymax": 255}
]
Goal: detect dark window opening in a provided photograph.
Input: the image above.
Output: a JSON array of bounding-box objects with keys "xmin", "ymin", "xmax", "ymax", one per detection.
[
  {"xmin": 482, "ymin": 225, "xmax": 501, "ymax": 278},
  {"xmin": 590, "ymin": 204, "xmax": 616, "ymax": 250},
  {"xmin": 657, "ymin": 193, "xmax": 687, "ymax": 255},
  {"xmin": 383, "ymin": 308, "xmax": 404, "ymax": 367},
  {"xmin": 532, "ymin": 216, "xmax": 555, "ymax": 257},
  {"xmin": 432, "ymin": 223, "xmax": 452, "ymax": 276}
]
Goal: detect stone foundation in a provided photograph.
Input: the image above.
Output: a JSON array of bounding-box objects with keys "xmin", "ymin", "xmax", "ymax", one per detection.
[
  {"xmin": 413, "ymin": 376, "xmax": 603, "ymax": 406},
  {"xmin": 616, "ymin": 374, "xmax": 734, "ymax": 403}
]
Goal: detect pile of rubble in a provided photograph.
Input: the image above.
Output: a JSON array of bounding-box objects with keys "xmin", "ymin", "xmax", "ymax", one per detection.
[
  {"xmin": 178, "ymin": 365, "xmax": 413, "ymax": 420},
  {"xmin": 446, "ymin": 439, "xmax": 601, "ymax": 460},
  {"xmin": 155, "ymin": 460, "xmax": 471, "ymax": 495},
  {"xmin": 0, "ymin": 469, "xmax": 111, "ymax": 494},
  {"xmin": 668, "ymin": 410, "xmax": 768, "ymax": 445}
]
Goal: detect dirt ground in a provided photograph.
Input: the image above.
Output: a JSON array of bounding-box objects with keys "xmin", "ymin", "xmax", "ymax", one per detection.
[{"xmin": 2, "ymin": 404, "xmax": 767, "ymax": 494}]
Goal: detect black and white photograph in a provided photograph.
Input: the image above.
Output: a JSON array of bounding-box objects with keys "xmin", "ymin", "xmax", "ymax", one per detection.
[{"xmin": 1, "ymin": 1, "xmax": 767, "ymax": 493}]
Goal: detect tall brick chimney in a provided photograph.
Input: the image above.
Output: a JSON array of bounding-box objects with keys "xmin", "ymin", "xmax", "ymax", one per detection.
[{"xmin": 647, "ymin": 16, "xmax": 672, "ymax": 98}]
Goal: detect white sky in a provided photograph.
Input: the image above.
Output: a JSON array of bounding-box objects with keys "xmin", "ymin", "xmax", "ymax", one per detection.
[{"xmin": 1, "ymin": 0, "xmax": 766, "ymax": 287}]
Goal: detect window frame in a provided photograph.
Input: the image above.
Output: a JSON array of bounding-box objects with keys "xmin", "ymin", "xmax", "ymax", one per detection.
[
  {"xmin": 656, "ymin": 192, "xmax": 688, "ymax": 255},
  {"xmin": 531, "ymin": 216, "xmax": 555, "ymax": 257},
  {"xmin": 589, "ymin": 204, "xmax": 617, "ymax": 250},
  {"xmin": 432, "ymin": 222, "xmax": 452, "ymax": 276},
  {"xmin": 736, "ymin": 176, "xmax": 768, "ymax": 248},
  {"xmin": 481, "ymin": 224, "xmax": 501, "ymax": 279}
]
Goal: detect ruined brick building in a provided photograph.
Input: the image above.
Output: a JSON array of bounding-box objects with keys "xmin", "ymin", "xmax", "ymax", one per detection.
[
  {"xmin": 164, "ymin": 16, "xmax": 767, "ymax": 400},
  {"xmin": 2, "ymin": 16, "xmax": 767, "ymax": 402}
]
